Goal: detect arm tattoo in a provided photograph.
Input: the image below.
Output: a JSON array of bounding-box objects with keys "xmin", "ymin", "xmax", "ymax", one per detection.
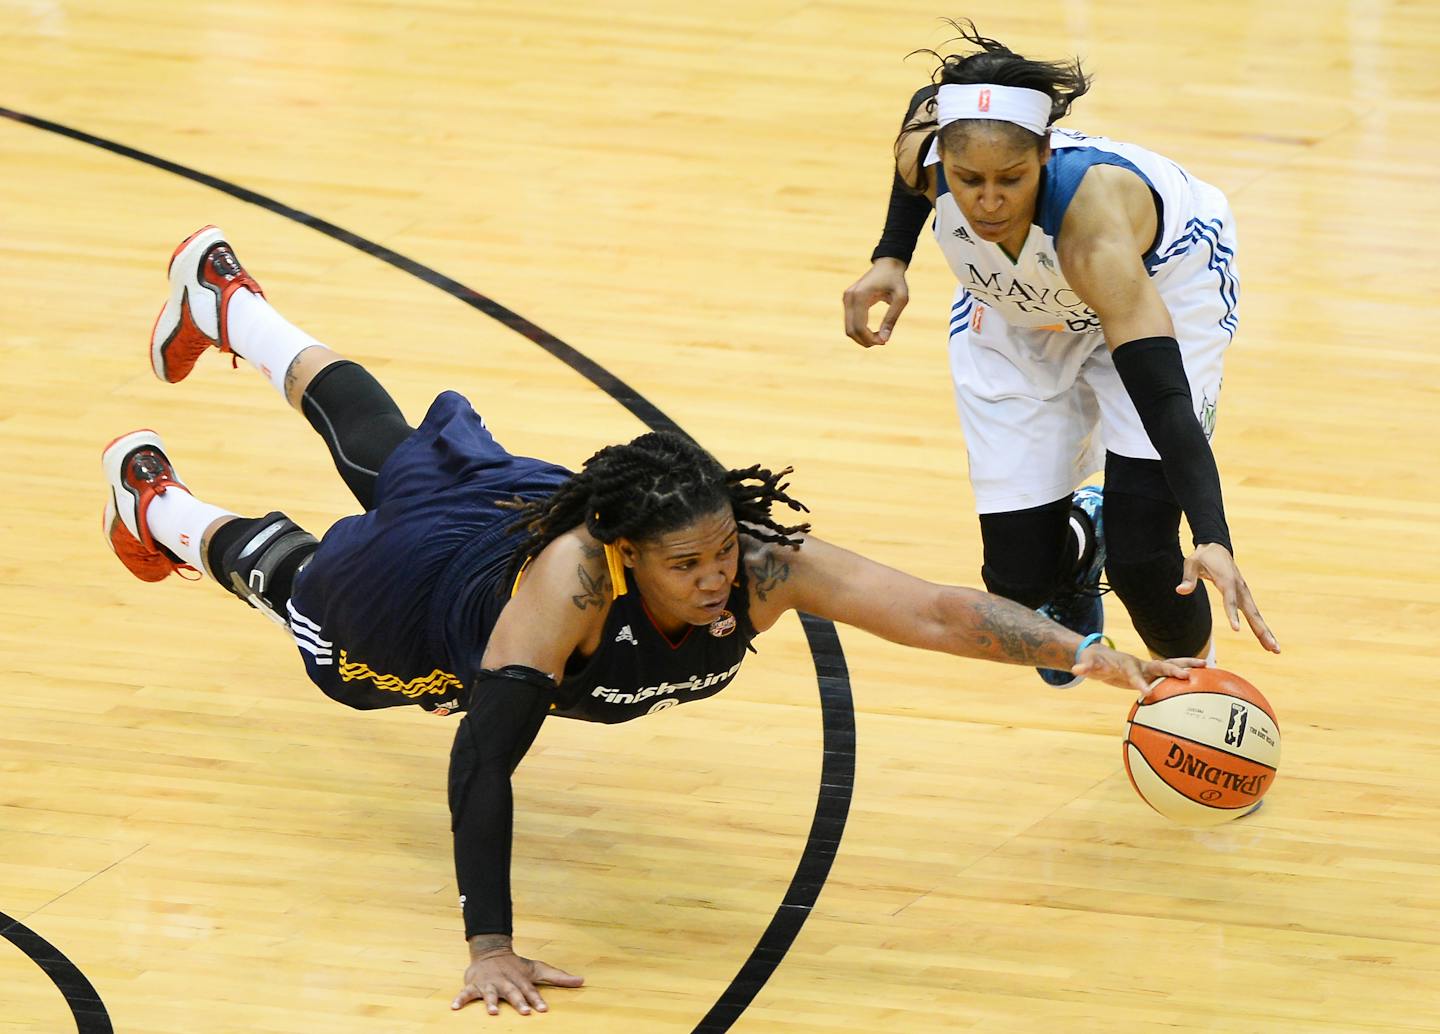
[
  {"xmin": 748, "ymin": 552, "xmax": 791, "ymax": 602},
  {"xmin": 283, "ymin": 356, "xmax": 303, "ymax": 402},
  {"xmin": 965, "ymin": 594, "xmax": 1073, "ymax": 669},
  {"xmin": 571, "ymin": 564, "xmax": 609, "ymax": 610}
]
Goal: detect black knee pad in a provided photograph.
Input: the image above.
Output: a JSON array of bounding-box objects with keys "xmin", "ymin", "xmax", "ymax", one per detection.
[
  {"xmin": 978, "ymin": 497, "xmax": 1073, "ymax": 608},
  {"xmin": 1103, "ymin": 484, "xmax": 1212, "ymax": 657},
  {"xmin": 218, "ymin": 511, "xmax": 319, "ymax": 626},
  {"xmin": 301, "ymin": 360, "xmax": 414, "ymax": 510}
]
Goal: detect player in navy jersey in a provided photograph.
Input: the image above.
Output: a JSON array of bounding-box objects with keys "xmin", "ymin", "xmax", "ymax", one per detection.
[
  {"xmin": 843, "ymin": 21, "xmax": 1280, "ymax": 687},
  {"xmin": 103, "ymin": 226, "xmax": 1202, "ymax": 1016}
]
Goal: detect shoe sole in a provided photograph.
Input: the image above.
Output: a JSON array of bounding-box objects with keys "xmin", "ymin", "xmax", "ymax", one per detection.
[
  {"xmin": 102, "ymin": 428, "xmax": 168, "ymax": 541},
  {"xmin": 150, "ymin": 225, "xmax": 224, "ymax": 382}
]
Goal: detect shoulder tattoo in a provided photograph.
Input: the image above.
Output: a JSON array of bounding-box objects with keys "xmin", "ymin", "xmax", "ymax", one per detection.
[
  {"xmin": 571, "ymin": 563, "xmax": 610, "ymax": 611},
  {"xmin": 748, "ymin": 551, "xmax": 791, "ymax": 602}
]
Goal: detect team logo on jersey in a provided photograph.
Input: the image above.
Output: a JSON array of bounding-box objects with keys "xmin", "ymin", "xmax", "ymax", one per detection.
[
  {"xmin": 708, "ymin": 610, "xmax": 736, "ymax": 637},
  {"xmin": 1199, "ymin": 389, "xmax": 1219, "ymax": 440},
  {"xmin": 1036, "ymin": 252, "xmax": 1056, "ymax": 272},
  {"xmin": 952, "ymin": 225, "xmax": 973, "ymax": 243},
  {"xmin": 615, "ymin": 624, "xmax": 637, "ymax": 645},
  {"xmin": 591, "ymin": 659, "xmax": 744, "ymax": 705}
]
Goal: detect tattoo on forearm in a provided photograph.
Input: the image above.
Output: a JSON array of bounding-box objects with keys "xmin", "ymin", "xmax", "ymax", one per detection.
[
  {"xmin": 968, "ymin": 595, "xmax": 1071, "ymax": 668},
  {"xmin": 748, "ymin": 553, "xmax": 790, "ymax": 602},
  {"xmin": 571, "ymin": 564, "xmax": 609, "ymax": 610}
]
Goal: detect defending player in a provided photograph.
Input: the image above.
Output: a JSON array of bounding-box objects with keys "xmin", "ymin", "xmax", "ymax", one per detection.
[{"xmin": 842, "ymin": 21, "xmax": 1280, "ymax": 685}]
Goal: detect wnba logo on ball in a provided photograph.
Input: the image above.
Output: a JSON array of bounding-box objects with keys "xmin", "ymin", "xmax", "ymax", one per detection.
[{"xmin": 1225, "ymin": 702, "xmax": 1248, "ymax": 746}]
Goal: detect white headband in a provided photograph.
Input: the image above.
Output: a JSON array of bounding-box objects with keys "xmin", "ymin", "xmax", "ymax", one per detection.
[{"xmin": 924, "ymin": 83, "xmax": 1052, "ymax": 165}]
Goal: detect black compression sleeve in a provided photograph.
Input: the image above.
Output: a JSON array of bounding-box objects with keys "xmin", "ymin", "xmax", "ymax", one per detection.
[
  {"xmin": 1111, "ymin": 336, "xmax": 1233, "ymax": 553},
  {"xmin": 869, "ymin": 85, "xmax": 938, "ymax": 266},
  {"xmin": 449, "ymin": 665, "xmax": 554, "ymax": 939}
]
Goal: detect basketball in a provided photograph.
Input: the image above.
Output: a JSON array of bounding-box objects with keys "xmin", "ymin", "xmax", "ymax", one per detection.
[{"xmin": 1123, "ymin": 667, "xmax": 1280, "ymax": 825}]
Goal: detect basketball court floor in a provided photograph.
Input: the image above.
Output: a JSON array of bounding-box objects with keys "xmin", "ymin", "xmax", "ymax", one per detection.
[{"xmin": 3, "ymin": 1, "xmax": 1439, "ymax": 1030}]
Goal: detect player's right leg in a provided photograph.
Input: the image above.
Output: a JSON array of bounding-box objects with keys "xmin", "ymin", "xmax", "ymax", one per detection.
[
  {"xmin": 102, "ymin": 430, "xmax": 318, "ymax": 629},
  {"xmin": 949, "ymin": 305, "xmax": 1108, "ymax": 686},
  {"xmin": 150, "ymin": 226, "xmax": 415, "ymax": 509}
]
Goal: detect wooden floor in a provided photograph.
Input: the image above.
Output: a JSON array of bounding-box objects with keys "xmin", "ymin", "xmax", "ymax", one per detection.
[{"xmin": 4, "ymin": 1, "xmax": 1440, "ymax": 1030}]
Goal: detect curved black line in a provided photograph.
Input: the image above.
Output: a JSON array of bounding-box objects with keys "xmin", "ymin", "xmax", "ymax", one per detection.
[
  {"xmin": 1, "ymin": 106, "xmax": 856, "ymax": 1034},
  {"xmin": 0, "ymin": 910, "xmax": 113, "ymax": 1034}
]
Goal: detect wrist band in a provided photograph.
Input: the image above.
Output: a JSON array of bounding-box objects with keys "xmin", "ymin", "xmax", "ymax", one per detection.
[{"xmin": 1074, "ymin": 632, "xmax": 1115, "ymax": 664}]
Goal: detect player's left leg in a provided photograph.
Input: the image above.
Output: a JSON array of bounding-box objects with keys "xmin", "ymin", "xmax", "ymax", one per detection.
[
  {"xmin": 1080, "ymin": 235, "xmax": 1232, "ymax": 663},
  {"xmin": 1101, "ymin": 453, "xmax": 1213, "ymax": 660}
]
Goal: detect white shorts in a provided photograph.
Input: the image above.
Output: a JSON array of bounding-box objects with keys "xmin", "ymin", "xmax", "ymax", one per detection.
[{"xmin": 946, "ymin": 227, "xmax": 1236, "ymax": 514}]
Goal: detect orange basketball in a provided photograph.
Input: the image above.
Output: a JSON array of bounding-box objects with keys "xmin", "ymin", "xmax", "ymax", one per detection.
[{"xmin": 1123, "ymin": 667, "xmax": 1280, "ymax": 825}]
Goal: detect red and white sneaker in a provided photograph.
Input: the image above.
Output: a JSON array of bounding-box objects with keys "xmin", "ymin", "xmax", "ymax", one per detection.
[
  {"xmin": 101, "ymin": 430, "xmax": 196, "ymax": 582},
  {"xmin": 150, "ymin": 225, "xmax": 265, "ymax": 383}
]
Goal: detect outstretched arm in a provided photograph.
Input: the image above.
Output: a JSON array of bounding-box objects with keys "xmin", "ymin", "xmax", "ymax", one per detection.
[{"xmin": 747, "ymin": 536, "xmax": 1201, "ymax": 694}]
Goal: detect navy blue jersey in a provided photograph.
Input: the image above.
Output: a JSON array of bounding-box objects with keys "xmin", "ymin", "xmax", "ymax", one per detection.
[
  {"xmin": 549, "ymin": 567, "xmax": 755, "ymax": 723},
  {"xmin": 287, "ymin": 391, "xmax": 756, "ymax": 720}
]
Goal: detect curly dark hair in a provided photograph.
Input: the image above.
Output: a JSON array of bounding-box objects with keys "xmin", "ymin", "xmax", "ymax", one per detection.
[
  {"xmin": 503, "ymin": 430, "xmax": 811, "ymax": 588},
  {"xmin": 897, "ymin": 19, "xmax": 1092, "ymax": 190}
]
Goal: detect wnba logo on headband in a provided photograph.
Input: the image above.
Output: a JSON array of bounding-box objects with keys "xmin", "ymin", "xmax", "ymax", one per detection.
[
  {"xmin": 937, "ymin": 83, "xmax": 1050, "ymax": 135},
  {"xmin": 925, "ymin": 83, "xmax": 1052, "ymax": 166}
]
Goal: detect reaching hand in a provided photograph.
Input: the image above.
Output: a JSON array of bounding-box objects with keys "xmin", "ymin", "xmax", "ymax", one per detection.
[
  {"xmin": 452, "ymin": 937, "xmax": 584, "ymax": 1016},
  {"xmin": 1072, "ymin": 644, "xmax": 1206, "ymax": 699},
  {"xmin": 1179, "ymin": 543, "xmax": 1280, "ymax": 654},
  {"xmin": 842, "ymin": 259, "xmax": 910, "ymax": 347}
]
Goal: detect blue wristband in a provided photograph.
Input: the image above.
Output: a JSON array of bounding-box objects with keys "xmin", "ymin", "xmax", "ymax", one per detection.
[{"xmin": 1074, "ymin": 632, "xmax": 1114, "ymax": 664}]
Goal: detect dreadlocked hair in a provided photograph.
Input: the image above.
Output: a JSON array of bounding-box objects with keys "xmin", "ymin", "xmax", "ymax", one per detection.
[
  {"xmin": 503, "ymin": 430, "xmax": 811, "ymax": 590},
  {"xmin": 896, "ymin": 18, "xmax": 1093, "ymax": 191}
]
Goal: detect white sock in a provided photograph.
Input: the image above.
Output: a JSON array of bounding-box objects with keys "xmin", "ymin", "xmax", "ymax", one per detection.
[
  {"xmin": 225, "ymin": 289, "xmax": 327, "ymax": 399},
  {"xmin": 145, "ymin": 488, "xmax": 236, "ymax": 577}
]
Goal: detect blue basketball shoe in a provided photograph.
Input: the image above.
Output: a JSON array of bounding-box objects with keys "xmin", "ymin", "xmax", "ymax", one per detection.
[{"xmin": 1036, "ymin": 485, "xmax": 1107, "ymax": 688}]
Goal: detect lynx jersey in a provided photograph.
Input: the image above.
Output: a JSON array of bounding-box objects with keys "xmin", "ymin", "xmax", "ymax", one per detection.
[{"xmin": 933, "ymin": 129, "xmax": 1239, "ymax": 512}]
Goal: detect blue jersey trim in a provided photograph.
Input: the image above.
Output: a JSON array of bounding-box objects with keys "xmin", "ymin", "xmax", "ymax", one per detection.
[
  {"xmin": 1034, "ymin": 147, "xmax": 1164, "ymax": 260},
  {"xmin": 948, "ymin": 290, "xmax": 974, "ymax": 333},
  {"xmin": 1147, "ymin": 217, "xmax": 1240, "ymax": 340}
]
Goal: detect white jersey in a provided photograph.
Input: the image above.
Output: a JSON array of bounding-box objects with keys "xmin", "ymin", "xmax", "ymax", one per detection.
[
  {"xmin": 934, "ymin": 126, "xmax": 1237, "ymax": 339},
  {"xmin": 933, "ymin": 127, "xmax": 1240, "ymax": 513}
]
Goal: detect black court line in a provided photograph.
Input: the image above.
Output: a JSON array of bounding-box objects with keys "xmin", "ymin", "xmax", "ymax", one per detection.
[
  {"xmin": 0, "ymin": 910, "xmax": 113, "ymax": 1034},
  {"xmin": 1, "ymin": 106, "xmax": 856, "ymax": 1034}
]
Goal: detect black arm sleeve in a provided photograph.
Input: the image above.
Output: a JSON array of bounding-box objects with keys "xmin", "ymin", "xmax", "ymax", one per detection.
[
  {"xmin": 869, "ymin": 85, "xmax": 939, "ymax": 266},
  {"xmin": 1110, "ymin": 336, "xmax": 1233, "ymax": 554},
  {"xmin": 448, "ymin": 665, "xmax": 554, "ymax": 939}
]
